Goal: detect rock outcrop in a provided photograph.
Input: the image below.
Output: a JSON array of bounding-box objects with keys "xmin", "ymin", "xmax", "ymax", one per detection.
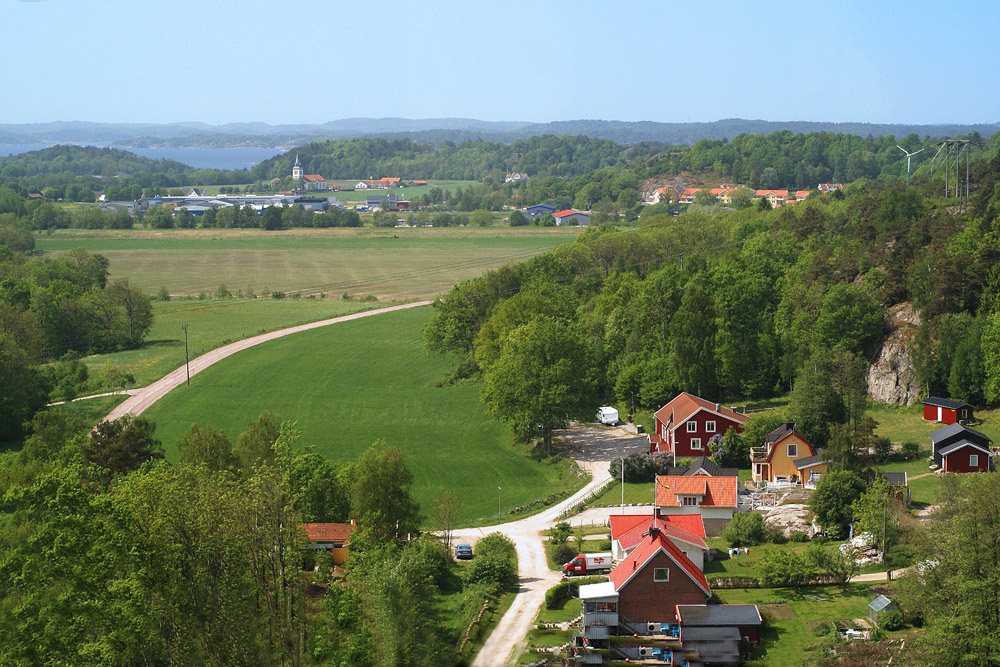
[{"xmin": 867, "ymin": 302, "xmax": 922, "ymax": 406}]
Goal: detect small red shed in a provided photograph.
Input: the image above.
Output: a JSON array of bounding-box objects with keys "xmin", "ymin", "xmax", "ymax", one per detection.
[
  {"xmin": 939, "ymin": 441, "xmax": 992, "ymax": 473},
  {"xmin": 923, "ymin": 396, "xmax": 974, "ymax": 424}
]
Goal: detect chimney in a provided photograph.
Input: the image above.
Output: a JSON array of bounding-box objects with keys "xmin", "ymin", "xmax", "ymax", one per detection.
[
  {"xmin": 785, "ymin": 421, "xmax": 794, "ymax": 430},
  {"xmin": 647, "ymin": 525, "xmax": 662, "ymax": 540},
  {"xmin": 715, "ymin": 403, "xmax": 721, "ymax": 412}
]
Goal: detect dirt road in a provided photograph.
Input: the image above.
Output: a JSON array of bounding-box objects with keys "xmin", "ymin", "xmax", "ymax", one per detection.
[
  {"xmin": 456, "ymin": 426, "xmax": 647, "ymax": 667},
  {"xmin": 102, "ymin": 301, "xmax": 432, "ymax": 422}
]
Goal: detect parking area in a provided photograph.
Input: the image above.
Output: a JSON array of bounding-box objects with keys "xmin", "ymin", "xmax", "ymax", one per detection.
[{"xmin": 555, "ymin": 423, "xmax": 649, "ymax": 465}]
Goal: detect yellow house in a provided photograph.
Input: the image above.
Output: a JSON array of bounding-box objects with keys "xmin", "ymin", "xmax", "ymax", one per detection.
[
  {"xmin": 751, "ymin": 422, "xmax": 818, "ymax": 484},
  {"xmin": 302, "ymin": 521, "xmax": 354, "ymax": 565}
]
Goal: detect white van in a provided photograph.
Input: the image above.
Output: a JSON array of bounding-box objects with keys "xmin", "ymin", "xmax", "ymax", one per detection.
[{"xmin": 596, "ymin": 407, "xmax": 619, "ymax": 425}]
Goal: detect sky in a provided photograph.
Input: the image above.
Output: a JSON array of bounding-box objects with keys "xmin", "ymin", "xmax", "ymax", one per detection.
[{"xmin": 2, "ymin": 0, "xmax": 999, "ymax": 126}]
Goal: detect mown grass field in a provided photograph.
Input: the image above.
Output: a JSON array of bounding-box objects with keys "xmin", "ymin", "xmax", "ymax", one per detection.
[
  {"xmin": 141, "ymin": 306, "xmax": 581, "ymax": 524},
  {"xmin": 35, "ymin": 227, "xmax": 580, "ymax": 299},
  {"xmin": 81, "ymin": 298, "xmax": 381, "ymax": 388}
]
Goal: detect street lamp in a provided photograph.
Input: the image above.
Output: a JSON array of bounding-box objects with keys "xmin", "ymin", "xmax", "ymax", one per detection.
[{"xmin": 498, "ymin": 486, "xmax": 502, "ymax": 518}]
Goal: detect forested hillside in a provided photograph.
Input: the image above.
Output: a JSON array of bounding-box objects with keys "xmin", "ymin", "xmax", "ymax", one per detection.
[{"xmin": 425, "ymin": 146, "xmax": 1000, "ymax": 456}]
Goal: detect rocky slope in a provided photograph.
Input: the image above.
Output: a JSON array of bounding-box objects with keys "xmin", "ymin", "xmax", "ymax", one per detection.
[{"xmin": 867, "ymin": 302, "xmax": 922, "ymax": 405}]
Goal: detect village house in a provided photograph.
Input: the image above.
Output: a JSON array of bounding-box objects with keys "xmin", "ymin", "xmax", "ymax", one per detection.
[
  {"xmin": 751, "ymin": 421, "xmax": 825, "ymax": 486},
  {"xmin": 301, "ymin": 521, "xmax": 354, "ymax": 564},
  {"xmin": 650, "ymin": 392, "xmax": 748, "ymax": 458},
  {"xmin": 525, "ymin": 203, "xmax": 556, "ymax": 217},
  {"xmin": 505, "ymin": 172, "xmax": 528, "ymax": 183},
  {"xmin": 664, "ymin": 455, "xmax": 738, "ymax": 478},
  {"xmin": 817, "ymin": 182, "xmax": 843, "ymax": 192},
  {"xmin": 923, "ymin": 396, "xmax": 974, "ymax": 424},
  {"xmin": 929, "ymin": 423, "xmax": 993, "ymax": 473},
  {"xmin": 756, "ymin": 189, "xmax": 788, "ymax": 207},
  {"xmin": 575, "ymin": 527, "xmax": 762, "ymax": 665},
  {"xmin": 608, "ymin": 514, "xmax": 708, "ymax": 569},
  {"xmin": 302, "ymin": 174, "xmax": 328, "ymax": 190},
  {"xmin": 655, "ymin": 474, "xmax": 739, "ymax": 536}
]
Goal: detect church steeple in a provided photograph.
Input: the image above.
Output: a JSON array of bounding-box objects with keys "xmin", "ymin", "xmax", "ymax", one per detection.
[{"xmin": 292, "ymin": 153, "xmax": 303, "ymax": 181}]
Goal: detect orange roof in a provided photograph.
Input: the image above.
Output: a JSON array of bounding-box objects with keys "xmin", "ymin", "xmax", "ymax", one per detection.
[
  {"xmin": 610, "ymin": 514, "xmax": 708, "ymax": 552},
  {"xmin": 553, "ymin": 209, "xmax": 582, "ymax": 217},
  {"xmin": 709, "ymin": 187, "xmax": 735, "ymax": 195},
  {"xmin": 609, "ymin": 530, "xmax": 710, "ymax": 595},
  {"xmin": 756, "ymin": 189, "xmax": 788, "ymax": 196},
  {"xmin": 656, "ymin": 475, "xmax": 738, "ymax": 509},
  {"xmin": 683, "ymin": 187, "xmax": 701, "ymax": 195},
  {"xmin": 380, "ymin": 177, "xmax": 401, "ymax": 184},
  {"xmin": 303, "ymin": 174, "xmax": 325, "ymax": 182},
  {"xmin": 653, "ymin": 392, "xmax": 749, "ymax": 431},
  {"xmin": 795, "ymin": 190, "xmax": 812, "ymax": 199},
  {"xmin": 302, "ymin": 522, "xmax": 354, "ymax": 542},
  {"xmin": 655, "ymin": 187, "xmax": 669, "ymax": 194},
  {"xmin": 412, "ymin": 180, "xmax": 427, "ymax": 185}
]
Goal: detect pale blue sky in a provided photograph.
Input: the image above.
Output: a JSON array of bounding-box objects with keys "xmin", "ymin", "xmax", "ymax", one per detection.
[{"xmin": 3, "ymin": 0, "xmax": 998, "ymax": 125}]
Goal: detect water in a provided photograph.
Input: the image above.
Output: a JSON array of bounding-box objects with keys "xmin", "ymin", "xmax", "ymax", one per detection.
[{"xmin": 0, "ymin": 144, "xmax": 283, "ymax": 171}]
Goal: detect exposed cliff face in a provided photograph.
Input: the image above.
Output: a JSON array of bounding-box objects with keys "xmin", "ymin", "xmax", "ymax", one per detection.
[{"xmin": 867, "ymin": 302, "xmax": 922, "ymax": 405}]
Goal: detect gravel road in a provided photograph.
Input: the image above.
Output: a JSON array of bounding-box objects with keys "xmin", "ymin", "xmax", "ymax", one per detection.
[
  {"xmin": 457, "ymin": 425, "xmax": 647, "ymax": 667},
  {"xmin": 102, "ymin": 300, "xmax": 432, "ymax": 422}
]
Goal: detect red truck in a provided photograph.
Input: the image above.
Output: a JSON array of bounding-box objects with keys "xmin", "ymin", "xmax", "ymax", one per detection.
[{"xmin": 562, "ymin": 552, "xmax": 614, "ymax": 576}]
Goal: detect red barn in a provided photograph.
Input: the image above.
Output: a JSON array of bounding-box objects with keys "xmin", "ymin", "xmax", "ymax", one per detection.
[
  {"xmin": 930, "ymin": 423, "xmax": 993, "ymax": 473},
  {"xmin": 651, "ymin": 392, "xmax": 748, "ymax": 458},
  {"xmin": 923, "ymin": 396, "xmax": 974, "ymax": 424}
]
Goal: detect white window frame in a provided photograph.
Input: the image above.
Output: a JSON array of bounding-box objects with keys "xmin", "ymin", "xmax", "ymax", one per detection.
[
  {"xmin": 970, "ymin": 454, "xmax": 979, "ymax": 467},
  {"xmin": 653, "ymin": 568, "xmax": 670, "ymax": 582},
  {"xmin": 682, "ymin": 496, "xmax": 699, "ymax": 506},
  {"xmin": 706, "ymin": 420, "xmax": 716, "ymax": 433},
  {"xmin": 687, "ymin": 421, "xmax": 697, "ymax": 433},
  {"xmin": 787, "ymin": 443, "xmax": 797, "ymax": 458},
  {"xmin": 691, "ymin": 438, "xmax": 702, "ymax": 450}
]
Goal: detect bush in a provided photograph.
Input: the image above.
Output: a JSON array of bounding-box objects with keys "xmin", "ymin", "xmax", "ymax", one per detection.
[
  {"xmin": 552, "ymin": 543, "xmax": 577, "ymax": 566},
  {"xmin": 880, "ymin": 609, "xmax": 904, "ymax": 631},
  {"xmin": 901, "ymin": 441, "xmax": 920, "ymax": 460},
  {"xmin": 271, "ymin": 291, "xmax": 286, "ymax": 299},
  {"xmin": 550, "ymin": 521, "xmax": 572, "ymax": 545},
  {"xmin": 465, "ymin": 533, "xmax": 517, "ymax": 592},
  {"xmin": 790, "ymin": 531, "xmax": 809, "ymax": 543},
  {"xmin": 598, "ymin": 540, "xmax": 611, "ymax": 551},
  {"xmin": 544, "ymin": 576, "xmax": 605, "ymax": 609},
  {"xmin": 721, "ymin": 511, "xmax": 766, "ymax": 547},
  {"xmin": 608, "ymin": 451, "xmax": 675, "ymax": 483},
  {"xmin": 769, "ymin": 527, "xmax": 789, "ymax": 544}
]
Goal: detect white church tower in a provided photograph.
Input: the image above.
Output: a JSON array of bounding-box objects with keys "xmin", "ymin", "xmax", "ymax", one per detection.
[{"xmin": 292, "ymin": 154, "xmax": 303, "ymax": 181}]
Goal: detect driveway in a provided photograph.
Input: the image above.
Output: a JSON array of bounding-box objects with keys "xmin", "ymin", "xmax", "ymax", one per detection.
[{"xmin": 457, "ymin": 425, "xmax": 646, "ymax": 667}]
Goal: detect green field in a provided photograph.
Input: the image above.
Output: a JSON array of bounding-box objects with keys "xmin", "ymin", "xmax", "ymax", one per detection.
[
  {"xmin": 82, "ymin": 298, "xmax": 381, "ymax": 388},
  {"xmin": 141, "ymin": 306, "xmax": 579, "ymax": 524},
  {"xmin": 35, "ymin": 227, "xmax": 580, "ymax": 299}
]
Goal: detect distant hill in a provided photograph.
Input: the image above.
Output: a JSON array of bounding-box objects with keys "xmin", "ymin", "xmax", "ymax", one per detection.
[
  {"xmin": 1, "ymin": 118, "xmax": 997, "ymax": 150},
  {"xmin": 0, "ymin": 145, "xmax": 191, "ymax": 178}
]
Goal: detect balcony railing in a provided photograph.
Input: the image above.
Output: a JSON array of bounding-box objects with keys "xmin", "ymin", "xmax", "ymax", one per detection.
[{"xmin": 750, "ymin": 446, "xmax": 769, "ymax": 462}]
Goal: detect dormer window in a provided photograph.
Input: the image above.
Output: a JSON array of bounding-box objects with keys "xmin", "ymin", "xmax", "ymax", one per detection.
[{"xmin": 682, "ymin": 496, "xmax": 700, "ymax": 506}]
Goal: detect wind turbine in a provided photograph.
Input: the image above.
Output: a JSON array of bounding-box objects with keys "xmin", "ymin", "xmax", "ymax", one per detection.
[{"xmin": 897, "ymin": 145, "xmax": 925, "ymax": 186}]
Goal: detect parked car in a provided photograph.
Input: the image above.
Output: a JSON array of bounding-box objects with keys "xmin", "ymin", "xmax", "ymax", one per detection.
[{"xmin": 454, "ymin": 544, "xmax": 474, "ymax": 560}]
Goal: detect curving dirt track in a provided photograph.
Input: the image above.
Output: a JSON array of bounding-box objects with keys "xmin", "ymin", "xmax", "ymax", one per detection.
[{"xmin": 102, "ymin": 300, "xmax": 432, "ymax": 422}]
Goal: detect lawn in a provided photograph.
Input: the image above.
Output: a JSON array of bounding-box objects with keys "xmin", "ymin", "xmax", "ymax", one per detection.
[
  {"xmin": 81, "ymin": 297, "xmax": 380, "ymax": 388},
  {"xmin": 517, "ymin": 595, "xmax": 581, "ymax": 663},
  {"xmin": 35, "ymin": 227, "xmax": 578, "ymax": 300},
  {"xmin": 141, "ymin": 306, "xmax": 582, "ymax": 524},
  {"xmin": 716, "ymin": 584, "xmax": 880, "ymax": 666},
  {"xmin": 587, "ymin": 480, "xmax": 656, "ymax": 507},
  {"xmin": 869, "ymin": 402, "xmax": 940, "ymax": 444}
]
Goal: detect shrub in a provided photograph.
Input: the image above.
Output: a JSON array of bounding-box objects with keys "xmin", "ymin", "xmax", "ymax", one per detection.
[
  {"xmin": 544, "ymin": 576, "xmax": 606, "ymax": 609},
  {"xmin": 880, "ymin": 609, "xmax": 904, "ymax": 631},
  {"xmin": 721, "ymin": 511, "xmax": 766, "ymax": 547},
  {"xmin": 790, "ymin": 531, "xmax": 809, "ymax": 543},
  {"xmin": 271, "ymin": 291, "xmax": 286, "ymax": 299},
  {"xmin": 552, "ymin": 543, "xmax": 577, "ymax": 566},
  {"xmin": 901, "ymin": 441, "xmax": 920, "ymax": 460},
  {"xmin": 550, "ymin": 521, "xmax": 572, "ymax": 545},
  {"xmin": 465, "ymin": 533, "xmax": 517, "ymax": 591},
  {"xmin": 769, "ymin": 527, "xmax": 789, "ymax": 544},
  {"xmin": 157, "ymin": 286, "xmax": 170, "ymax": 301},
  {"xmin": 598, "ymin": 540, "xmax": 611, "ymax": 551}
]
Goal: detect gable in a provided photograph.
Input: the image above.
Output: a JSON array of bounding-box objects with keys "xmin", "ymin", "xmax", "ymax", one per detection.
[
  {"xmin": 766, "ymin": 432, "xmax": 813, "ymax": 464},
  {"xmin": 611, "ymin": 538, "xmax": 710, "ymax": 596}
]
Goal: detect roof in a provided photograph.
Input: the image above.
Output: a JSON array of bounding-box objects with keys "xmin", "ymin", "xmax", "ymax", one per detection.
[
  {"xmin": 676, "ymin": 604, "xmax": 762, "ymax": 626},
  {"xmin": 756, "ymin": 189, "xmax": 789, "ymax": 196},
  {"xmin": 610, "ymin": 514, "xmax": 708, "ymax": 552},
  {"xmin": 868, "ymin": 595, "xmax": 895, "ymax": 612},
  {"xmin": 937, "ymin": 439, "xmax": 992, "ymax": 457},
  {"xmin": 681, "ymin": 626, "xmax": 742, "ymax": 641},
  {"xmin": 527, "ymin": 203, "xmax": 555, "ymax": 209},
  {"xmin": 666, "ymin": 456, "xmax": 739, "ymax": 478},
  {"xmin": 302, "ymin": 522, "xmax": 354, "ymax": 542},
  {"xmin": 654, "ymin": 393, "xmax": 749, "ymax": 431},
  {"xmin": 930, "ymin": 423, "xmax": 991, "ymax": 445},
  {"xmin": 609, "ymin": 529, "xmax": 710, "ymax": 596},
  {"xmin": 656, "ymin": 475, "xmax": 738, "ymax": 509},
  {"xmin": 579, "ymin": 581, "xmax": 617, "ymax": 600},
  {"xmin": 766, "ymin": 421, "xmax": 809, "ymax": 446},
  {"xmin": 883, "ymin": 472, "xmax": 908, "ymax": 487},
  {"xmin": 924, "ymin": 396, "xmax": 973, "ymax": 410},
  {"xmin": 553, "ymin": 209, "xmax": 585, "ymax": 217},
  {"xmin": 303, "ymin": 174, "xmax": 325, "ymax": 182},
  {"xmin": 793, "ymin": 448, "xmax": 829, "ymax": 469}
]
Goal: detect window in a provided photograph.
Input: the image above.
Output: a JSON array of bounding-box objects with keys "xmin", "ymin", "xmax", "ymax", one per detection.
[
  {"xmin": 961, "ymin": 409, "xmax": 968, "ymax": 419},
  {"xmin": 970, "ymin": 454, "xmax": 979, "ymax": 467},
  {"xmin": 706, "ymin": 420, "xmax": 716, "ymax": 433},
  {"xmin": 687, "ymin": 421, "xmax": 697, "ymax": 433},
  {"xmin": 595, "ymin": 601, "xmax": 617, "ymax": 612},
  {"xmin": 691, "ymin": 438, "xmax": 702, "ymax": 450},
  {"xmin": 653, "ymin": 568, "xmax": 670, "ymax": 582},
  {"xmin": 682, "ymin": 496, "xmax": 699, "ymax": 506},
  {"xmin": 787, "ymin": 443, "xmax": 797, "ymax": 458}
]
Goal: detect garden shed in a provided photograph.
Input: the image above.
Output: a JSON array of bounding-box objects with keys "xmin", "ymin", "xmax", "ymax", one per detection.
[{"xmin": 868, "ymin": 594, "xmax": 899, "ymax": 626}]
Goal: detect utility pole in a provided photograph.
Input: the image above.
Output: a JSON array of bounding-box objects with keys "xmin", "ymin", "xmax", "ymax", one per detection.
[
  {"xmin": 182, "ymin": 324, "xmax": 190, "ymax": 386},
  {"xmin": 621, "ymin": 453, "xmax": 625, "ymax": 515},
  {"xmin": 498, "ymin": 486, "xmax": 501, "ymax": 519},
  {"xmin": 882, "ymin": 495, "xmax": 887, "ymax": 571}
]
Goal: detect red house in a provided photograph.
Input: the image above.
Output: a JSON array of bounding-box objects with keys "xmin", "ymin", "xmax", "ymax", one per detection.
[
  {"xmin": 930, "ymin": 423, "xmax": 993, "ymax": 473},
  {"xmin": 651, "ymin": 392, "xmax": 748, "ymax": 458},
  {"xmin": 923, "ymin": 396, "xmax": 974, "ymax": 424}
]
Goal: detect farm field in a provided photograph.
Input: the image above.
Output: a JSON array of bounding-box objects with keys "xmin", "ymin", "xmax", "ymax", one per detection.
[
  {"xmin": 141, "ymin": 306, "xmax": 581, "ymax": 524},
  {"xmin": 81, "ymin": 298, "xmax": 381, "ymax": 387},
  {"xmin": 35, "ymin": 226, "xmax": 581, "ymax": 299}
]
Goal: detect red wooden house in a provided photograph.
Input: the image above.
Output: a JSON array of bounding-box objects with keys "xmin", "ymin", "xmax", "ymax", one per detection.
[
  {"xmin": 930, "ymin": 423, "xmax": 993, "ymax": 473},
  {"xmin": 650, "ymin": 392, "xmax": 748, "ymax": 458},
  {"xmin": 923, "ymin": 396, "xmax": 974, "ymax": 424}
]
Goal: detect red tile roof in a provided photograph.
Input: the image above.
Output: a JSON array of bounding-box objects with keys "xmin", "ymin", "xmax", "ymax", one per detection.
[
  {"xmin": 610, "ymin": 514, "xmax": 708, "ymax": 552},
  {"xmin": 653, "ymin": 392, "xmax": 749, "ymax": 431},
  {"xmin": 553, "ymin": 209, "xmax": 581, "ymax": 217},
  {"xmin": 302, "ymin": 522, "xmax": 354, "ymax": 542},
  {"xmin": 756, "ymin": 189, "xmax": 788, "ymax": 196},
  {"xmin": 683, "ymin": 187, "xmax": 701, "ymax": 195},
  {"xmin": 656, "ymin": 475, "xmax": 738, "ymax": 509},
  {"xmin": 609, "ymin": 530, "xmax": 710, "ymax": 595},
  {"xmin": 303, "ymin": 174, "xmax": 325, "ymax": 182}
]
